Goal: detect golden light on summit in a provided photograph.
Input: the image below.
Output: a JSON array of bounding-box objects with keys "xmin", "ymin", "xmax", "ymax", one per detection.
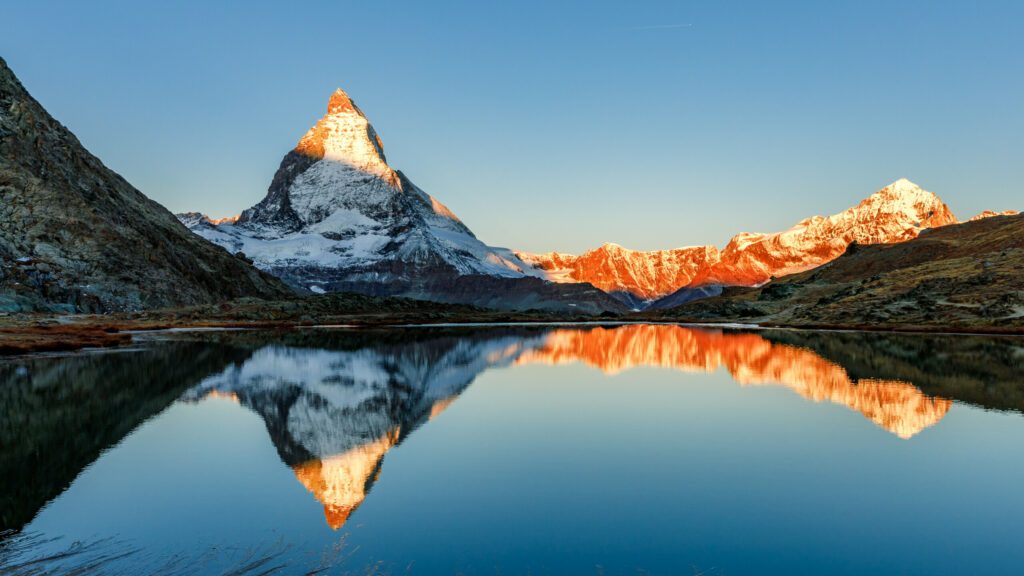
[
  {"xmin": 292, "ymin": 429, "xmax": 400, "ymax": 531},
  {"xmin": 202, "ymin": 389, "xmax": 240, "ymax": 404}
]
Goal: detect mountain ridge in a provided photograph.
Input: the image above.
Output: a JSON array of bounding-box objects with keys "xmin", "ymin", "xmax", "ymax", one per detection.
[
  {"xmin": 519, "ymin": 179, "xmax": 1015, "ymax": 309},
  {"xmin": 650, "ymin": 212, "xmax": 1024, "ymax": 330}
]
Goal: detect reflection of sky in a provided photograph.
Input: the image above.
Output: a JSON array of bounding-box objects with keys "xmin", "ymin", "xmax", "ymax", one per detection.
[{"xmin": 27, "ymin": 354, "xmax": 1024, "ymax": 575}]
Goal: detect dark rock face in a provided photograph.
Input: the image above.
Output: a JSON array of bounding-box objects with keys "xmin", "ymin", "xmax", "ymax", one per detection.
[
  {"xmin": 236, "ymin": 150, "xmax": 318, "ymax": 233},
  {"xmin": 0, "ymin": 58, "xmax": 291, "ymax": 312},
  {"xmin": 647, "ymin": 285, "xmax": 724, "ymax": 310}
]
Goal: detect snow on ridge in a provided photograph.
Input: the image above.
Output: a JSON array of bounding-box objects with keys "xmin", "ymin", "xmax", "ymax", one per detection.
[
  {"xmin": 181, "ymin": 333, "xmax": 552, "ymax": 458},
  {"xmin": 518, "ymin": 178, "xmax": 962, "ymax": 306},
  {"xmin": 180, "ymin": 87, "xmax": 545, "ymax": 290}
]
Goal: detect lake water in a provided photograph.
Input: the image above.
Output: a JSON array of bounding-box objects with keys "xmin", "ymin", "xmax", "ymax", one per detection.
[{"xmin": 2, "ymin": 324, "xmax": 1023, "ymax": 575}]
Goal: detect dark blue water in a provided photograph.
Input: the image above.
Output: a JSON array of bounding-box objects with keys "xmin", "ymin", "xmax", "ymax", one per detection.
[{"xmin": 3, "ymin": 325, "xmax": 1023, "ymax": 575}]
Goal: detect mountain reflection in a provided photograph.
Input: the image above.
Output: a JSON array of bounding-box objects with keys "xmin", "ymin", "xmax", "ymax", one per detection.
[
  {"xmin": 518, "ymin": 326, "xmax": 952, "ymax": 439},
  {"xmin": 182, "ymin": 334, "xmax": 543, "ymax": 530},
  {"xmin": 181, "ymin": 325, "xmax": 962, "ymax": 530}
]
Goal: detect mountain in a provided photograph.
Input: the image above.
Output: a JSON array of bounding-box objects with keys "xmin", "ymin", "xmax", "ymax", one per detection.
[
  {"xmin": 651, "ymin": 212, "xmax": 1024, "ymax": 331},
  {"xmin": 967, "ymin": 209, "xmax": 1018, "ymax": 221},
  {"xmin": 518, "ymin": 243, "xmax": 720, "ymax": 309},
  {"xmin": 0, "ymin": 57, "xmax": 289, "ymax": 313},
  {"xmin": 181, "ymin": 89, "xmax": 625, "ymax": 314},
  {"xmin": 517, "ymin": 179, "xmax": 984, "ymax": 310}
]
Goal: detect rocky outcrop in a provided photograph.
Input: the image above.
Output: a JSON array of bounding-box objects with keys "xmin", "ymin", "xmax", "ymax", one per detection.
[{"xmin": 0, "ymin": 58, "xmax": 289, "ymax": 313}]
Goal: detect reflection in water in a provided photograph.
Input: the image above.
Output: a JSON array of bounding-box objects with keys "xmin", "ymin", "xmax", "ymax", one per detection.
[
  {"xmin": 519, "ymin": 326, "xmax": 952, "ymax": 439},
  {"xmin": 182, "ymin": 325, "xmax": 958, "ymax": 530},
  {"xmin": 0, "ymin": 342, "xmax": 251, "ymax": 532},
  {"xmin": 5, "ymin": 325, "xmax": 1023, "ymax": 575},
  {"xmin": 182, "ymin": 335, "xmax": 542, "ymax": 530},
  {"xmin": 292, "ymin": 430, "xmax": 397, "ymax": 529}
]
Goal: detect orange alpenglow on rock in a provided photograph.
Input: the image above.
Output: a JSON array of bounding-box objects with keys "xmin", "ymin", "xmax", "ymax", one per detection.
[
  {"xmin": 967, "ymin": 209, "xmax": 1019, "ymax": 222},
  {"xmin": 292, "ymin": 430, "xmax": 400, "ymax": 530},
  {"xmin": 294, "ymin": 88, "xmax": 393, "ymax": 184},
  {"xmin": 516, "ymin": 178, "xmax": 1010, "ymax": 308},
  {"xmin": 206, "ymin": 215, "xmax": 240, "ymax": 225},
  {"xmin": 289, "ymin": 394, "xmax": 462, "ymax": 530},
  {"xmin": 516, "ymin": 325, "xmax": 951, "ymax": 439}
]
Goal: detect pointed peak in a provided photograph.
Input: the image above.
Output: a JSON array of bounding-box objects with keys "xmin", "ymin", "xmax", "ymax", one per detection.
[
  {"xmin": 327, "ymin": 88, "xmax": 359, "ymax": 115},
  {"xmin": 292, "ymin": 86, "xmax": 390, "ymax": 172},
  {"xmin": 866, "ymin": 178, "xmax": 938, "ymax": 204},
  {"xmin": 886, "ymin": 177, "xmax": 921, "ymax": 190},
  {"xmin": 596, "ymin": 242, "xmax": 630, "ymax": 253}
]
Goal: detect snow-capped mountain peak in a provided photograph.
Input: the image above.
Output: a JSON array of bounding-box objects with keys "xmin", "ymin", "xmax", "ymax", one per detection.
[
  {"xmin": 184, "ymin": 87, "xmax": 531, "ymax": 279},
  {"xmin": 294, "ymin": 88, "xmax": 391, "ymax": 180},
  {"xmin": 853, "ymin": 178, "xmax": 953, "ymax": 228},
  {"xmin": 177, "ymin": 87, "xmax": 625, "ymax": 313},
  {"xmin": 327, "ymin": 88, "xmax": 360, "ymax": 115}
]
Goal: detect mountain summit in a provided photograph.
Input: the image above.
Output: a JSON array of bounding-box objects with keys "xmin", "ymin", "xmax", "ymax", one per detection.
[
  {"xmin": 182, "ymin": 89, "xmax": 625, "ymax": 313},
  {"xmin": 518, "ymin": 179, "xmax": 977, "ymax": 309}
]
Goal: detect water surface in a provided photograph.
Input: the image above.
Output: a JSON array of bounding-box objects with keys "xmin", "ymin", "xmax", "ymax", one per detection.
[{"xmin": 2, "ymin": 325, "xmax": 1023, "ymax": 575}]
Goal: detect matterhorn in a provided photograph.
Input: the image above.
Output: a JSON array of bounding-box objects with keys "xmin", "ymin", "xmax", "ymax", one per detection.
[{"xmin": 181, "ymin": 89, "xmax": 624, "ymax": 313}]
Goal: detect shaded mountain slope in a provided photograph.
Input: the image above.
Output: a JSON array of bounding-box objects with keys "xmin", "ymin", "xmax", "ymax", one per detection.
[{"xmin": 0, "ymin": 57, "xmax": 290, "ymax": 313}]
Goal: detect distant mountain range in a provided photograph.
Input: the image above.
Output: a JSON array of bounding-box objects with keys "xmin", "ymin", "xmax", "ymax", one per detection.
[
  {"xmin": 179, "ymin": 83, "xmax": 1017, "ymax": 313},
  {"xmin": 519, "ymin": 179, "xmax": 1017, "ymax": 309},
  {"xmin": 652, "ymin": 211, "xmax": 1024, "ymax": 331}
]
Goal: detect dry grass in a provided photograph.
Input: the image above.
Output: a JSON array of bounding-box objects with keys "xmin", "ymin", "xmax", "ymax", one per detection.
[
  {"xmin": 0, "ymin": 323, "xmax": 130, "ymax": 355},
  {"xmin": 0, "ymin": 292, "xmax": 620, "ymax": 356}
]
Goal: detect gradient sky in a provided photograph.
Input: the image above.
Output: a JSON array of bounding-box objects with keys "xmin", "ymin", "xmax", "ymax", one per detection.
[{"xmin": 4, "ymin": 0, "xmax": 1022, "ymax": 253}]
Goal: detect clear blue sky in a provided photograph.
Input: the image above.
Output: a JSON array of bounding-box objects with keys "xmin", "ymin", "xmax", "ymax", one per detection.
[{"xmin": 4, "ymin": 0, "xmax": 1022, "ymax": 253}]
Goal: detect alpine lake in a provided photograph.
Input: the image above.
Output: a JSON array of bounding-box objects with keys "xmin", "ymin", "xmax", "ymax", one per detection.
[{"xmin": 2, "ymin": 323, "xmax": 1023, "ymax": 575}]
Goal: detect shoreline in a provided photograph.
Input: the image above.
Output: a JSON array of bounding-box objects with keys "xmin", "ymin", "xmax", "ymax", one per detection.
[{"xmin": 3, "ymin": 313, "xmax": 1022, "ymax": 358}]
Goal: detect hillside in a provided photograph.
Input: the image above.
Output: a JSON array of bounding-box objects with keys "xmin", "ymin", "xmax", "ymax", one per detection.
[
  {"xmin": 0, "ymin": 57, "xmax": 290, "ymax": 313},
  {"xmin": 650, "ymin": 213, "xmax": 1024, "ymax": 331}
]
